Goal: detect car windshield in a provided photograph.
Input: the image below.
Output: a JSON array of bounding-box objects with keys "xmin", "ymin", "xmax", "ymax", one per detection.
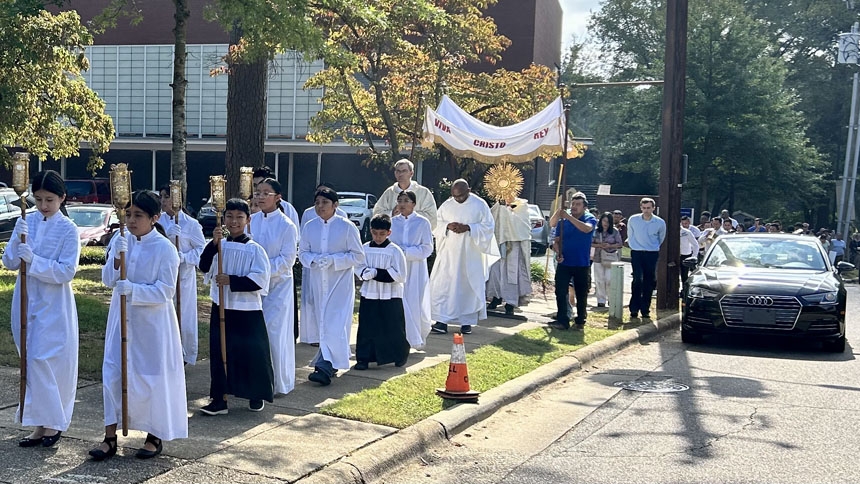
[
  {"xmin": 704, "ymin": 236, "xmax": 827, "ymax": 270},
  {"xmin": 65, "ymin": 181, "xmax": 94, "ymax": 196},
  {"xmin": 68, "ymin": 209, "xmax": 108, "ymax": 227},
  {"xmin": 338, "ymin": 197, "xmax": 364, "ymax": 207}
]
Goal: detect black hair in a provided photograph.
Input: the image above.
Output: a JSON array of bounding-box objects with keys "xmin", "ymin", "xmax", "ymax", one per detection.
[
  {"xmin": 397, "ymin": 190, "xmax": 417, "ymax": 204},
  {"xmin": 596, "ymin": 212, "xmax": 615, "ymax": 235},
  {"xmin": 225, "ymin": 198, "xmax": 251, "ymax": 216},
  {"xmin": 315, "ymin": 182, "xmax": 336, "ymax": 191},
  {"xmin": 157, "ymin": 183, "xmax": 170, "ymax": 195},
  {"xmin": 258, "ymin": 177, "xmax": 285, "ymax": 213},
  {"xmin": 128, "ymin": 190, "xmax": 167, "ymax": 237},
  {"xmin": 314, "ymin": 186, "xmax": 338, "ymax": 204},
  {"xmin": 32, "ymin": 170, "xmax": 66, "ymax": 198},
  {"xmin": 701, "ymin": 211, "xmax": 711, "ymax": 217},
  {"xmin": 370, "ymin": 213, "xmax": 392, "ymax": 230},
  {"xmin": 253, "ymin": 165, "xmax": 274, "ymax": 179},
  {"xmin": 680, "ymin": 215, "xmax": 690, "ymax": 221}
]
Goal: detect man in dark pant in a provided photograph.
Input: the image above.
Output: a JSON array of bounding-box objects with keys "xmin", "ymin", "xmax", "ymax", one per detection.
[
  {"xmin": 629, "ymin": 250, "xmax": 659, "ymax": 318},
  {"xmin": 555, "ymin": 264, "xmax": 590, "ymax": 327}
]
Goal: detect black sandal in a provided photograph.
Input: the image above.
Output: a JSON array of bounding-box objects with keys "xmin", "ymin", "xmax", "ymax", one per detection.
[
  {"xmin": 135, "ymin": 434, "xmax": 162, "ymax": 459},
  {"xmin": 88, "ymin": 436, "xmax": 118, "ymax": 461}
]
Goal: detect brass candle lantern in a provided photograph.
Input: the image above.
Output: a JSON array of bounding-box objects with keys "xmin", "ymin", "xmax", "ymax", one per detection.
[
  {"xmin": 169, "ymin": 180, "xmax": 183, "ymax": 333},
  {"xmin": 170, "ymin": 180, "xmax": 183, "ymax": 215},
  {"xmin": 11, "ymin": 152, "xmax": 29, "ymax": 199},
  {"xmin": 11, "ymin": 152, "xmax": 29, "ymax": 422},
  {"xmin": 109, "ymin": 163, "xmax": 132, "ymax": 437},
  {"xmin": 239, "ymin": 167, "xmax": 254, "ymax": 200},
  {"xmin": 209, "ymin": 175, "xmax": 227, "ymax": 214}
]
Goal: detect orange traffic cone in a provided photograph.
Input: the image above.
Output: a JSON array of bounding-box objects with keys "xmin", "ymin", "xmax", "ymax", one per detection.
[{"xmin": 436, "ymin": 333, "xmax": 480, "ymax": 402}]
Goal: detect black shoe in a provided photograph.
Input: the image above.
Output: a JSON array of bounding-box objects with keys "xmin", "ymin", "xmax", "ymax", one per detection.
[
  {"xmin": 249, "ymin": 399, "xmax": 265, "ymax": 412},
  {"xmin": 548, "ymin": 321, "xmax": 570, "ymax": 330},
  {"xmin": 135, "ymin": 434, "xmax": 162, "ymax": 459},
  {"xmin": 504, "ymin": 304, "xmax": 515, "ymax": 315},
  {"xmin": 573, "ymin": 323, "xmax": 586, "ymax": 331},
  {"xmin": 353, "ymin": 361, "xmax": 369, "ymax": 371},
  {"xmin": 487, "ymin": 297, "xmax": 502, "ymax": 310},
  {"xmin": 308, "ymin": 370, "xmax": 332, "ymax": 386},
  {"xmin": 596, "ymin": 302, "xmax": 606, "ymax": 308},
  {"xmin": 641, "ymin": 313, "xmax": 652, "ymax": 320},
  {"xmin": 430, "ymin": 322, "xmax": 448, "ymax": 334},
  {"xmin": 200, "ymin": 399, "xmax": 228, "ymax": 416},
  {"xmin": 460, "ymin": 325, "xmax": 472, "ymax": 334},
  {"xmin": 41, "ymin": 431, "xmax": 62, "ymax": 447},
  {"xmin": 630, "ymin": 312, "xmax": 639, "ymax": 319},
  {"xmin": 89, "ymin": 436, "xmax": 118, "ymax": 461},
  {"xmin": 395, "ymin": 357, "xmax": 408, "ymax": 367},
  {"xmin": 18, "ymin": 436, "xmax": 43, "ymax": 448}
]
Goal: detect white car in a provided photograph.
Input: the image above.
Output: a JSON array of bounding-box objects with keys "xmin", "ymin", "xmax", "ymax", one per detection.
[{"xmin": 338, "ymin": 191, "xmax": 377, "ymax": 241}]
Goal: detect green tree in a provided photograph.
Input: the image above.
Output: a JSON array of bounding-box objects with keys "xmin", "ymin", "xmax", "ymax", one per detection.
[{"xmin": 0, "ymin": 4, "xmax": 114, "ymax": 169}]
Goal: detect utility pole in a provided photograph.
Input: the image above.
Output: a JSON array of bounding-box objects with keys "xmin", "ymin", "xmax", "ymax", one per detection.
[
  {"xmin": 656, "ymin": 0, "xmax": 688, "ymax": 311},
  {"xmin": 837, "ymin": 18, "xmax": 860, "ymax": 242}
]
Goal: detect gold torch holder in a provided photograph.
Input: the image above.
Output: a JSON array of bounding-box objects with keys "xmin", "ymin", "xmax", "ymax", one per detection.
[
  {"xmin": 209, "ymin": 175, "xmax": 229, "ymax": 394},
  {"xmin": 110, "ymin": 163, "xmax": 132, "ymax": 436},
  {"xmin": 239, "ymin": 167, "xmax": 253, "ymax": 232},
  {"xmin": 11, "ymin": 153, "xmax": 29, "ymax": 421},
  {"xmin": 170, "ymin": 180, "xmax": 183, "ymax": 333}
]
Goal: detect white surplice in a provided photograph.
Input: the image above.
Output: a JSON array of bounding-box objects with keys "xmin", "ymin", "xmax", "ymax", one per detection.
[
  {"xmin": 430, "ymin": 193, "xmax": 500, "ymax": 326},
  {"xmin": 158, "ymin": 211, "xmax": 205, "ymax": 365},
  {"xmin": 298, "ymin": 206, "xmax": 347, "ymax": 344},
  {"xmin": 487, "ymin": 199, "xmax": 533, "ymax": 307},
  {"xmin": 250, "ymin": 209, "xmax": 298, "ymax": 395},
  {"xmin": 299, "ymin": 215, "xmax": 364, "ymax": 370},
  {"xmin": 102, "ymin": 230, "xmax": 187, "ymax": 441},
  {"xmin": 373, "ymin": 181, "xmax": 439, "ymax": 229},
  {"xmin": 2, "ymin": 212, "xmax": 80, "ymax": 430},
  {"xmin": 389, "ymin": 213, "xmax": 433, "ymax": 348}
]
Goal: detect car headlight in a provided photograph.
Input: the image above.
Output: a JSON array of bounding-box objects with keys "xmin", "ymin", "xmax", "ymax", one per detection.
[
  {"xmin": 689, "ymin": 286, "xmax": 720, "ymax": 299},
  {"xmin": 802, "ymin": 291, "xmax": 839, "ymax": 305}
]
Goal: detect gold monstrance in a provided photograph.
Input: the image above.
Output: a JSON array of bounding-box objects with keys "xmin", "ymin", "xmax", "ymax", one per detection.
[{"xmin": 484, "ymin": 164, "xmax": 524, "ymax": 202}]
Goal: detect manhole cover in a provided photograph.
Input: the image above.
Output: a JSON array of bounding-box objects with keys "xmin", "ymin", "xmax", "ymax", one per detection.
[{"xmin": 614, "ymin": 380, "xmax": 690, "ymax": 393}]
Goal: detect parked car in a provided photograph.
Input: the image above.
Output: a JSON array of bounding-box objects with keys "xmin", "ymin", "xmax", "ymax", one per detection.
[
  {"xmin": 64, "ymin": 178, "xmax": 111, "ymax": 204},
  {"xmin": 0, "ymin": 189, "xmax": 37, "ymax": 242},
  {"xmin": 528, "ymin": 203, "xmax": 550, "ymax": 255},
  {"xmin": 338, "ymin": 192, "xmax": 377, "ymax": 241},
  {"xmin": 197, "ymin": 197, "xmax": 218, "ymax": 237},
  {"xmin": 681, "ymin": 233, "xmax": 851, "ymax": 352},
  {"xmin": 67, "ymin": 204, "xmax": 119, "ymax": 246}
]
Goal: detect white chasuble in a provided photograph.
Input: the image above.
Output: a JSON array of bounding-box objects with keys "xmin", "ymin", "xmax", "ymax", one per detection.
[
  {"xmin": 2, "ymin": 212, "xmax": 80, "ymax": 430},
  {"xmin": 429, "ymin": 193, "xmax": 500, "ymax": 325},
  {"xmin": 102, "ymin": 230, "xmax": 186, "ymax": 441},
  {"xmin": 390, "ymin": 213, "xmax": 434, "ymax": 348}
]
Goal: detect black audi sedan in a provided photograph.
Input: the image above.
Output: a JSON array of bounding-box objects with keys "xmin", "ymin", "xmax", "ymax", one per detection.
[{"xmin": 681, "ymin": 233, "xmax": 852, "ymax": 352}]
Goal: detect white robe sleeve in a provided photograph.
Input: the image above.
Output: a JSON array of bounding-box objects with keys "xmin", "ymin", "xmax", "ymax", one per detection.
[
  {"xmin": 331, "ymin": 223, "xmax": 366, "ymax": 272},
  {"xmin": 466, "ymin": 199, "xmax": 497, "ymax": 253},
  {"xmin": 373, "ymin": 187, "xmax": 396, "ymax": 218},
  {"xmin": 270, "ymin": 219, "xmax": 298, "ymax": 279},
  {"xmin": 387, "ymin": 245, "xmax": 408, "ymax": 284},
  {"xmin": 298, "ymin": 225, "xmax": 319, "ymax": 268},
  {"xmin": 181, "ymin": 219, "xmax": 206, "ymax": 267},
  {"xmin": 1, "ymin": 226, "xmax": 23, "ymax": 271},
  {"xmin": 102, "ymin": 234, "xmax": 124, "ymax": 287},
  {"xmin": 416, "ymin": 187, "xmax": 438, "ymax": 230},
  {"xmin": 26, "ymin": 223, "xmax": 80, "ymax": 285},
  {"xmin": 401, "ymin": 219, "xmax": 434, "ymax": 262},
  {"xmin": 247, "ymin": 243, "xmax": 271, "ymax": 291},
  {"xmin": 130, "ymin": 248, "xmax": 180, "ymax": 306}
]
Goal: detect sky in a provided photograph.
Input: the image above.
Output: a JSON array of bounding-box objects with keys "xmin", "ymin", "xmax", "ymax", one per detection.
[{"xmin": 559, "ymin": 0, "xmax": 603, "ymax": 49}]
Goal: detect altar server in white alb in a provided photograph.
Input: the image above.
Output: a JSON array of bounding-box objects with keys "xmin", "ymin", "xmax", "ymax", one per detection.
[
  {"xmin": 298, "ymin": 184, "xmax": 347, "ymax": 346},
  {"xmin": 372, "ymin": 158, "xmax": 438, "ymax": 229},
  {"xmin": 90, "ymin": 190, "xmax": 186, "ymax": 461},
  {"xmin": 3, "ymin": 170, "xmax": 80, "ymax": 449},
  {"xmin": 389, "ymin": 190, "xmax": 434, "ymax": 349},
  {"xmin": 249, "ymin": 178, "xmax": 298, "ymax": 395},
  {"xmin": 429, "ymin": 179, "xmax": 499, "ymax": 335},
  {"xmin": 158, "ymin": 184, "xmax": 206, "ymax": 365},
  {"xmin": 299, "ymin": 187, "xmax": 365, "ymax": 386},
  {"xmin": 486, "ymin": 195, "xmax": 533, "ymax": 315}
]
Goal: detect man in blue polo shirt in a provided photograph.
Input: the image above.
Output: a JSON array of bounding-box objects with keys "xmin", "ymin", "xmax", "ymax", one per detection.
[
  {"xmin": 626, "ymin": 197, "xmax": 666, "ymax": 319},
  {"xmin": 548, "ymin": 192, "xmax": 596, "ymax": 330}
]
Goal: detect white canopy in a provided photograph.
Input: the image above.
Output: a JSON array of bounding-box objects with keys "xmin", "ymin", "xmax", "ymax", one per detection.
[{"xmin": 421, "ymin": 95, "xmax": 566, "ymax": 164}]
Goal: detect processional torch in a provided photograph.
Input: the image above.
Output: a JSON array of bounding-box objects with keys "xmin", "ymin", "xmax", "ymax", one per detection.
[
  {"xmin": 110, "ymin": 163, "xmax": 132, "ymax": 436},
  {"xmin": 209, "ymin": 175, "xmax": 228, "ymax": 391},
  {"xmin": 11, "ymin": 153, "xmax": 29, "ymax": 421},
  {"xmin": 239, "ymin": 167, "xmax": 253, "ymax": 233},
  {"xmin": 170, "ymin": 180, "xmax": 183, "ymax": 333}
]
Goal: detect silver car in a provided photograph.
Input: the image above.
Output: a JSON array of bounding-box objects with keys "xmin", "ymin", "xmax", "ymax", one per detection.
[{"xmin": 528, "ymin": 204, "xmax": 550, "ymax": 255}]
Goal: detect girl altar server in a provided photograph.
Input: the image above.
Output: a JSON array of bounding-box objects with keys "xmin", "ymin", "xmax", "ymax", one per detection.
[
  {"xmin": 158, "ymin": 184, "xmax": 206, "ymax": 365},
  {"xmin": 299, "ymin": 187, "xmax": 364, "ymax": 386},
  {"xmin": 388, "ymin": 190, "xmax": 434, "ymax": 350},
  {"xmin": 249, "ymin": 178, "xmax": 298, "ymax": 396},
  {"xmin": 90, "ymin": 190, "xmax": 186, "ymax": 461},
  {"xmin": 198, "ymin": 198, "xmax": 274, "ymax": 415},
  {"xmin": 3, "ymin": 170, "xmax": 80, "ymax": 448}
]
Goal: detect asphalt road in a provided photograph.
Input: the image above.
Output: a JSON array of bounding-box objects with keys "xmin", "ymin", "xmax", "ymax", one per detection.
[{"xmin": 373, "ymin": 285, "xmax": 860, "ymax": 484}]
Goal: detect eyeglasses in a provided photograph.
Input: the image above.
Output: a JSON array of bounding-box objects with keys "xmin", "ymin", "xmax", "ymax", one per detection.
[
  {"xmin": 254, "ymin": 192, "xmax": 277, "ymax": 198},
  {"xmin": 394, "ymin": 168, "xmax": 411, "ymax": 174}
]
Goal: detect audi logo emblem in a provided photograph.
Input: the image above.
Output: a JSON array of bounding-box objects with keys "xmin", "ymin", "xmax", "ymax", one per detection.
[{"xmin": 746, "ymin": 296, "xmax": 774, "ymax": 306}]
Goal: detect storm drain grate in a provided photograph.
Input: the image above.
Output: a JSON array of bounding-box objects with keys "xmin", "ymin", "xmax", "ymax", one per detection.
[{"xmin": 613, "ymin": 380, "xmax": 690, "ymax": 393}]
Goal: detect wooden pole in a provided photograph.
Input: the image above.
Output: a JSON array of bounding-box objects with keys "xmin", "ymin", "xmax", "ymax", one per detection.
[
  {"xmin": 118, "ymin": 219, "xmax": 129, "ymax": 436},
  {"xmin": 17, "ymin": 197, "xmax": 27, "ymax": 421},
  {"xmin": 545, "ymin": 163, "xmax": 565, "ymax": 277},
  {"xmin": 656, "ymin": 0, "xmax": 688, "ymax": 310},
  {"xmin": 216, "ymin": 212, "xmax": 228, "ymax": 399},
  {"xmin": 174, "ymin": 211, "xmax": 182, "ymax": 333}
]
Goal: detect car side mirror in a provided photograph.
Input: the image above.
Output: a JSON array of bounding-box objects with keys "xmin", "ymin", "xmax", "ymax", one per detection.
[
  {"xmin": 836, "ymin": 261, "xmax": 855, "ymax": 273},
  {"xmin": 109, "ymin": 222, "xmax": 121, "ymax": 230},
  {"xmin": 682, "ymin": 256, "xmax": 699, "ymax": 269}
]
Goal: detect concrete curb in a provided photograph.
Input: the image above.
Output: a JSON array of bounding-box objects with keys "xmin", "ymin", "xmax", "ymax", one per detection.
[{"xmin": 295, "ymin": 313, "xmax": 681, "ymax": 484}]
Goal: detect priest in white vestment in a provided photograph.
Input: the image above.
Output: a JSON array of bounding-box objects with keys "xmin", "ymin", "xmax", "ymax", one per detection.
[
  {"xmin": 299, "ymin": 187, "xmax": 365, "ymax": 386},
  {"xmin": 158, "ymin": 185, "xmax": 206, "ymax": 365},
  {"xmin": 486, "ymin": 197, "xmax": 533, "ymax": 315},
  {"xmin": 389, "ymin": 191, "xmax": 434, "ymax": 349},
  {"xmin": 429, "ymin": 179, "xmax": 499, "ymax": 334},
  {"xmin": 373, "ymin": 158, "xmax": 438, "ymax": 229}
]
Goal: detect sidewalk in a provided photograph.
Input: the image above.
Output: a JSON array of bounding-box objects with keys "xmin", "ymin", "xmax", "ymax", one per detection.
[{"xmin": 0, "ymin": 263, "xmax": 653, "ymax": 484}]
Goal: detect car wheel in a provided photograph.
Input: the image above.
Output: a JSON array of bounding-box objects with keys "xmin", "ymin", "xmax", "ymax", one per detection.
[
  {"xmin": 822, "ymin": 336, "xmax": 846, "ymax": 353},
  {"xmin": 361, "ymin": 219, "xmax": 370, "ymax": 241},
  {"xmin": 681, "ymin": 326, "xmax": 703, "ymax": 344}
]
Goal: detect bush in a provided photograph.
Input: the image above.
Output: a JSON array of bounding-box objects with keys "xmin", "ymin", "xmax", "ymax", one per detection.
[
  {"xmin": 531, "ymin": 261, "xmax": 547, "ymax": 282},
  {"xmin": 80, "ymin": 246, "xmax": 107, "ymax": 265}
]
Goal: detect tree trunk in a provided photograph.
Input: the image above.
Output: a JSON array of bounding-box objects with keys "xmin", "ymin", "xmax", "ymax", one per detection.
[
  {"xmin": 225, "ymin": 23, "xmax": 268, "ymax": 198},
  {"xmin": 171, "ymin": 0, "xmax": 190, "ymax": 205}
]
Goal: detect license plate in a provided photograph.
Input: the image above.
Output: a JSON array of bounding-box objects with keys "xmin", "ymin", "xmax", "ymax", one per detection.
[{"xmin": 743, "ymin": 308, "xmax": 776, "ymax": 325}]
